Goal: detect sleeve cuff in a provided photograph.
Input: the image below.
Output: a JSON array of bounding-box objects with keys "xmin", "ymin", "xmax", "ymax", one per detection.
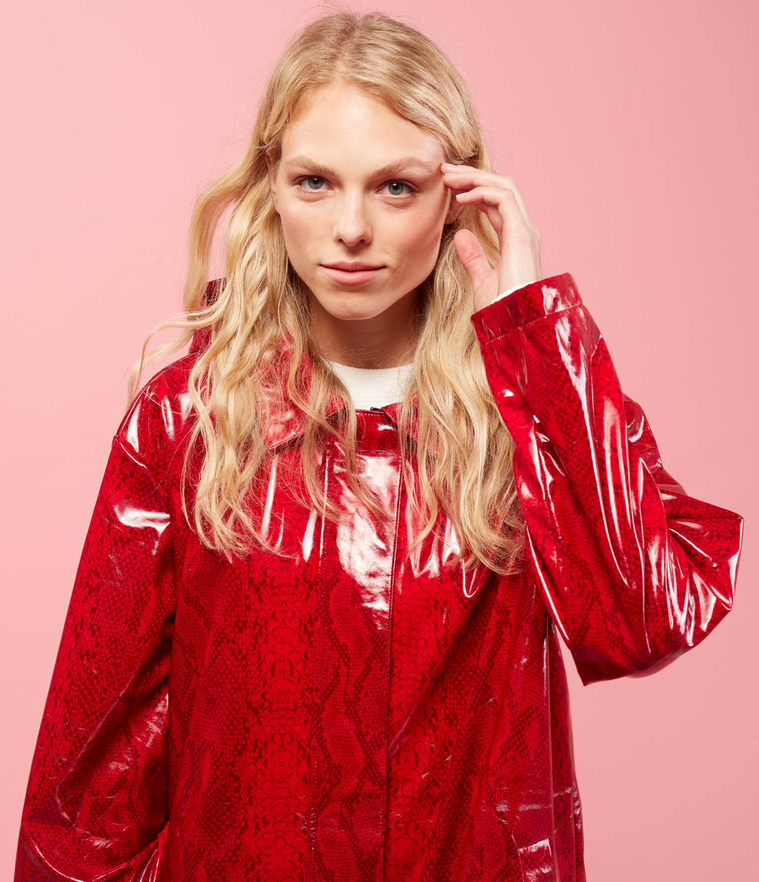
[
  {"xmin": 470, "ymin": 272, "xmax": 582, "ymax": 344},
  {"xmin": 491, "ymin": 282, "xmax": 530, "ymax": 302}
]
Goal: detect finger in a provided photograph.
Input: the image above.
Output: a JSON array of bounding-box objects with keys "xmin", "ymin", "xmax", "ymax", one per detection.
[
  {"xmin": 445, "ymin": 171, "xmax": 532, "ymax": 230},
  {"xmin": 452, "ymin": 228, "xmax": 493, "ymax": 290},
  {"xmin": 455, "ymin": 185, "xmax": 527, "ymax": 245},
  {"xmin": 456, "ymin": 191, "xmax": 505, "ymax": 240},
  {"xmin": 443, "ymin": 170, "xmax": 535, "ymax": 233}
]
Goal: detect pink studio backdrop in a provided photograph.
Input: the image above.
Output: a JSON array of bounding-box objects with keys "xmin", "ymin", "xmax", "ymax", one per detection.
[{"xmin": 2, "ymin": 1, "xmax": 755, "ymax": 878}]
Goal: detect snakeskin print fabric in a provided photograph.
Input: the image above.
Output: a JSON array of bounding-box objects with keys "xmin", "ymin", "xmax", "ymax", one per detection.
[{"xmin": 14, "ymin": 272, "xmax": 744, "ymax": 880}]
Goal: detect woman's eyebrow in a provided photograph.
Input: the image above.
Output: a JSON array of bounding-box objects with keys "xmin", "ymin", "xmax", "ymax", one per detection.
[{"xmin": 284, "ymin": 155, "xmax": 438, "ymax": 178}]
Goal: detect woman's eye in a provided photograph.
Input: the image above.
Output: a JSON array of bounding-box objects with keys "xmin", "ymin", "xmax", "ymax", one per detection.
[
  {"xmin": 295, "ymin": 175, "xmax": 327, "ymax": 191},
  {"xmin": 293, "ymin": 176, "xmax": 416, "ymax": 196},
  {"xmin": 383, "ymin": 180, "xmax": 415, "ymax": 196}
]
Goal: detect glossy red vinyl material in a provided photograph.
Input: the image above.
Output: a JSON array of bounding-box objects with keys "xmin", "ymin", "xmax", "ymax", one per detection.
[{"xmin": 15, "ymin": 273, "xmax": 744, "ymax": 880}]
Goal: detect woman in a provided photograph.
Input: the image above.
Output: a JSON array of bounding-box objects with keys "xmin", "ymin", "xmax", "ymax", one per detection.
[{"xmin": 14, "ymin": 11, "xmax": 744, "ymax": 882}]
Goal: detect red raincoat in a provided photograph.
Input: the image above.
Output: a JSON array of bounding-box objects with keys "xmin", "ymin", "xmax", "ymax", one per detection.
[{"xmin": 15, "ymin": 272, "xmax": 743, "ymax": 880}]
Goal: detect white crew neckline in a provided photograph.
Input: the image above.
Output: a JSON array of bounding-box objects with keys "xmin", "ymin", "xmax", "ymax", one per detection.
[{"xmin": 324, "ymin": 358, "xmax": 414, "ymax": 410}]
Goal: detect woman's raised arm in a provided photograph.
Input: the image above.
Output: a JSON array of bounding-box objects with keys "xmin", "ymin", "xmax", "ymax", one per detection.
[{"xmin": 471, "ymin": 272, "xmax": 744, "ymax": 686}]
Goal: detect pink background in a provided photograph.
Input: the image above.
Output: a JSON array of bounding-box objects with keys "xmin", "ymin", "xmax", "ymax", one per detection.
[{"xmin": 2, "ymin": 1, "xmax": 756, "ymax": 877}]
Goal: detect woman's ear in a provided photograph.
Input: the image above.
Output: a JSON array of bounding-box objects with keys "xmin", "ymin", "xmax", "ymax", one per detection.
[{"xmin": 265, "ymin": 153, "xmax": 279, "ymax": 214}]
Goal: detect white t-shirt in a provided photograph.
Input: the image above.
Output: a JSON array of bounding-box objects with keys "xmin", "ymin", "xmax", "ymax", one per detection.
[{"xmin": 324, "ymin": 359, "xmax": 415, "ymax": 409}]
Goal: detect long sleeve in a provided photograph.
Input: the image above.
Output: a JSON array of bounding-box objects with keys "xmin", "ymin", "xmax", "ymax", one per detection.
[
  {"xmin": 15, "ymin": 375, "xmax": 175, "ymax": 880},
  {"xmin": 471, "ymin": 272, "xmax": 744, "ymax": 686}
]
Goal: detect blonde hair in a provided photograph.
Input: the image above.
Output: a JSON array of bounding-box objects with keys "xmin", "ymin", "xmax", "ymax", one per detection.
[{"xmin": 127, "ymin": 9, "xmax": 526, "ymax": 576}]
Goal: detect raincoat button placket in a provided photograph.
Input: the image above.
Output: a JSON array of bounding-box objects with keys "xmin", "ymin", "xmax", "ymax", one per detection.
[{"xmin": 306, "ymin": 409, "xmax": 402, "ymax": 880}]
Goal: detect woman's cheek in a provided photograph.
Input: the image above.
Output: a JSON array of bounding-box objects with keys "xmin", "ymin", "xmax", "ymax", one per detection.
[
  {"xmin": 281, "ymin": 199, "xmax": 318, "ymax": 235},
  {"xmin": 396, "ymin": 210, "xmax": 444, "ymax": 264}
]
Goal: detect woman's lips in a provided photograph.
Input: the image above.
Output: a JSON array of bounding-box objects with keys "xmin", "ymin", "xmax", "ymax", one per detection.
[{"xmin": 321, "ymin": 265, "xmax": 385, "ymax": 286}]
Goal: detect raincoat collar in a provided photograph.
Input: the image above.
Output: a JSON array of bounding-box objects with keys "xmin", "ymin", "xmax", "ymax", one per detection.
[
  {"xmin": 257, "ymin": 343, "xmax": 408, "ymax": 453},
  {"xmin": 188, "ymin": 290, "xmax": 409, "ymax": 453}
]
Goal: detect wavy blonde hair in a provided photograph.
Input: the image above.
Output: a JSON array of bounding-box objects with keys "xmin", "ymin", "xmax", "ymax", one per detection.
[{"xmin": 127, "ymin": 9, "xmax": 526, "ymax": 576}]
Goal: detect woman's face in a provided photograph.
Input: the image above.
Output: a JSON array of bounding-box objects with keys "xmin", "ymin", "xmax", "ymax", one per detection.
[{"xmin": 266, "ymin": 82, "xmax": 462, "ymax": 329}]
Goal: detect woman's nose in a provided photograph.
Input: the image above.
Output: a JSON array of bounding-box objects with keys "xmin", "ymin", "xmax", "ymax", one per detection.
[{"xmin": 333, "ymin": 197, "xmax": 372, "ymax": 245}]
